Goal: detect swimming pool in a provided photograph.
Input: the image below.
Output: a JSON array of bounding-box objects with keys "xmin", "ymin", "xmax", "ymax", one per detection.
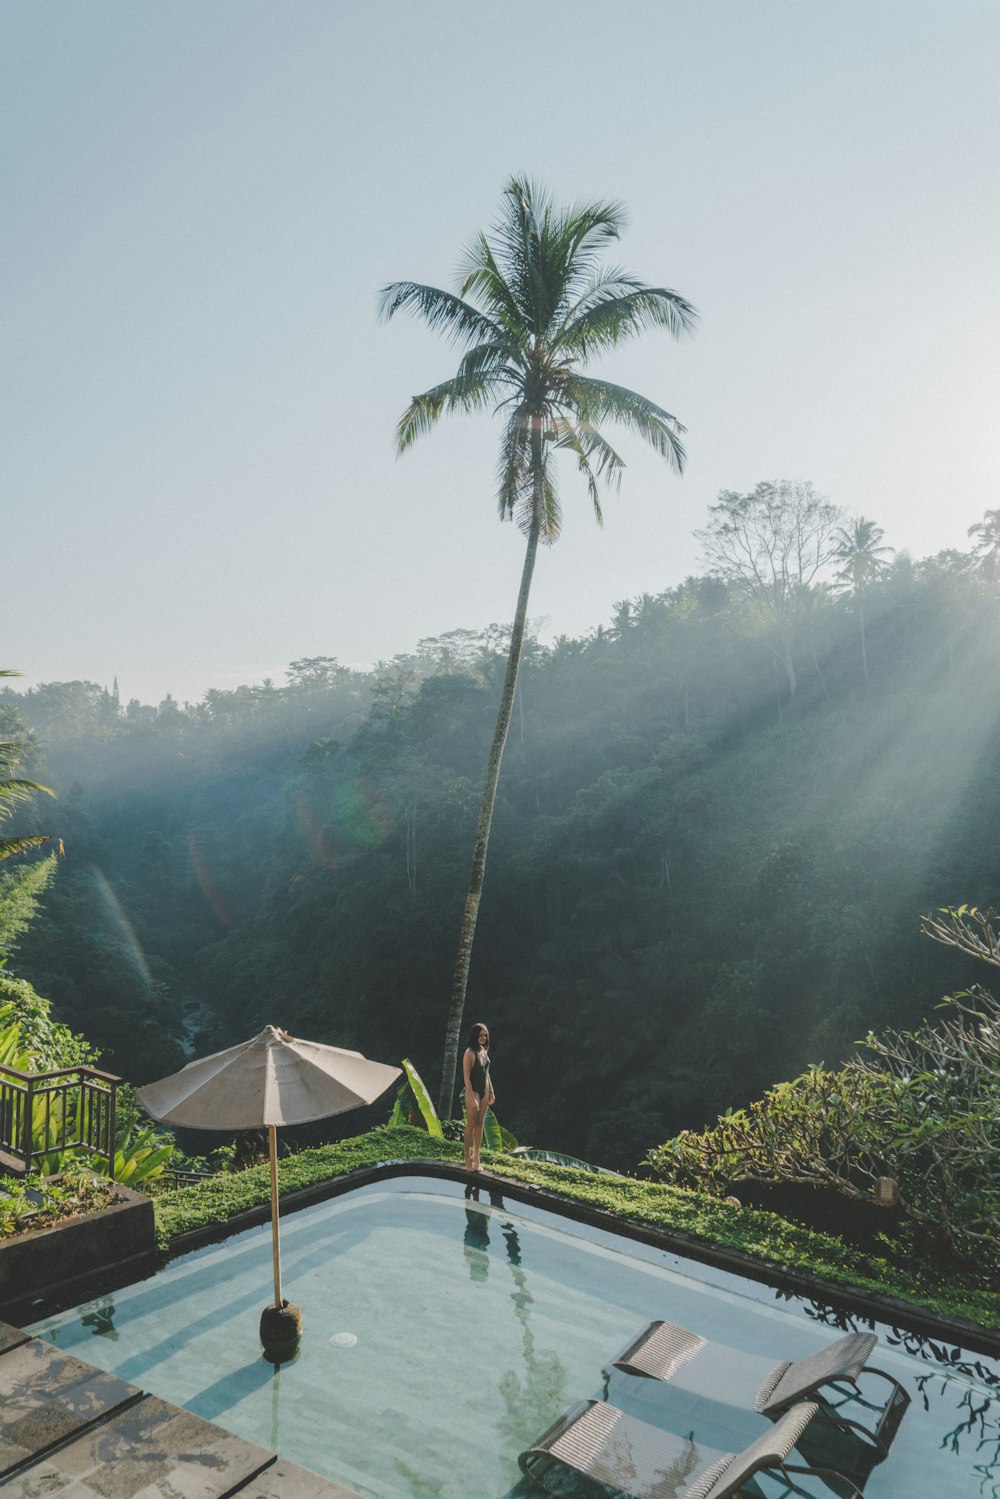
[{"xmin": 31, "ymin": 1176, "xmax": 1000, "ymax": 1499}]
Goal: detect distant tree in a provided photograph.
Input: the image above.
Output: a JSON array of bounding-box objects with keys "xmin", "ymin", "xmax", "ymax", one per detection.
[
  {"xmin": 832, "ymin": 516, "xmax": 894, "ymax": 679},
  {"xmin": 697, "ymin": 481, "xmax": 843, "ymax": 695},
  {"xmin": 0, "ymin": 673, "xmax": 54, "ymax": 860},
  {"xmin": 381, "ymin": 176, "xmax": 696, "ymax": 1114},
  {"xmin": 609, "ymin": 599, "xmax": 636, "ymax": 640},
  {"xmin": 968, "ymin": 508, "xmax": 1000, "ymax": 580}
]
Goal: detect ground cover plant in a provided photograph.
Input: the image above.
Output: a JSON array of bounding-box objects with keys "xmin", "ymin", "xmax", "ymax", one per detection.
[{"xmin": 151, "ymin": 1123, "xmax": 999, "ymax": 1334}]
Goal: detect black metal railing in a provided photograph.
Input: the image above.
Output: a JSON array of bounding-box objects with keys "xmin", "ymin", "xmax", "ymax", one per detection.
[
  {"xmin": 161, "ymin": 1166, "xmax": 214, "ymax": 1187},
  {"xmin": 0, "ymin": 1064, "xmax": 120, "ymax": 1177}
]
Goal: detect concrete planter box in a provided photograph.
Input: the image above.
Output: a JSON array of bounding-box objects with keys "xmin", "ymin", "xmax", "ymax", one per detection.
[{"xmin": 0, "ymin": 1182, "xmax": 155, "ymax": 1321}]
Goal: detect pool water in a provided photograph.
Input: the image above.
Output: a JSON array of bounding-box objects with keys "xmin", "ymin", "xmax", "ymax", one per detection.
[{"xmin": 32, "ymin": 1177, "xmax": 1000, "ymax": 1499}]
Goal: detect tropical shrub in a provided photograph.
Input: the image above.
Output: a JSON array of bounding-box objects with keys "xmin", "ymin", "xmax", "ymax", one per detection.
[
  {"xmin": 647, "ymin": 988, "xmax": 1000, "ymax": 1270},
  {"xmin": 107, "ymin": 1125, "xmax": 177, "ymax": 1188}
]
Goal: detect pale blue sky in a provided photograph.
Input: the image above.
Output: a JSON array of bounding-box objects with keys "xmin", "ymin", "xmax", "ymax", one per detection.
[{"xmin": 4, "ymin": 1, "xmax": 998, "ymax": 704}]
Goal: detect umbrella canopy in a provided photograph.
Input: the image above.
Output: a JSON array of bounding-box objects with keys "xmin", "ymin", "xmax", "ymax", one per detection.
[
  {"xmin": 137, "ymin": 1026, "xmax": 401, "ymax": 1326},
  {"xmin": 136, "ymin": 1025, "xmax": 401, "ymax": 1131}
]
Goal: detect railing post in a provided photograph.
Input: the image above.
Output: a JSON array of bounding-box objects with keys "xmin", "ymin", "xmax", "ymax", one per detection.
[
  {"xmin": 107, "ymin": 1078, "xmax": 118, "ymax": 1179},
  {"xmin": 24, "ymin": 1073, "xmax": 35, "ymax": 1174}
]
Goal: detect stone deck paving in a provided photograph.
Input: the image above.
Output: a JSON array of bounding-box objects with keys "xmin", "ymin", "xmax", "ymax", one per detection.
[{"xmin": 0, "ymin": 1321, "xmax": 362, "ymax": 1499}]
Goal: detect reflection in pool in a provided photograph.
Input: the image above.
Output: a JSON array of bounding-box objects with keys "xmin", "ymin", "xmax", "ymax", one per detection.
[{"xmin": 31, "ymin": 1176, "xmax": 1000, "ymax": 1499}]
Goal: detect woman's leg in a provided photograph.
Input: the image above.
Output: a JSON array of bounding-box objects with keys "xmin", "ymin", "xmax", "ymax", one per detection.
[
  {"xmin": 463, "ymin": 1092, "xmax": 480, "ymax": 1170},
  {"xmin": 471, "ymin": 1096, "xmax": 488, "ymax": 1171}
]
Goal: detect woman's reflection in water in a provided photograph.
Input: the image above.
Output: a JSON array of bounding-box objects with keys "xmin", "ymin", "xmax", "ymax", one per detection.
[
  {"xmin": 460, "ymin": 1187, "xmax": 568, "ymax": 1448},
  {"xmin": 463, "ymin": 1187, "xmax": 492, "ymax": 1282}
]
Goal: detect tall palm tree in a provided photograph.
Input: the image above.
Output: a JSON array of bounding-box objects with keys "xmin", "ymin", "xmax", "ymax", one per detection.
[
  {"xmin": 832, "ymin": 517, "xmax": 893, "ymax": 680},
  {"xmin": 380, "ymin": 178, "xmax": 696, "ymax": 1115}
]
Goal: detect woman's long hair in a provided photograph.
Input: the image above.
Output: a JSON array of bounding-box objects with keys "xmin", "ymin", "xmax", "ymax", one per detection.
[{"xmin": 466, "ymin": 1021, "xmax": 489, "ymax": 1054}]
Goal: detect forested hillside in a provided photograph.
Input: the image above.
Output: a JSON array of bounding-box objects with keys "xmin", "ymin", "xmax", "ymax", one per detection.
[{"xmin": 5, "ymin": 521, "xmax": 999, "ymax": 1168}]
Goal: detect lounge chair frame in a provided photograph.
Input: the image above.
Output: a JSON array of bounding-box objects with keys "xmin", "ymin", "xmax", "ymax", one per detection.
[
  {"xmin": 611, "ymin": 1321, "xmax": 910, "ymax": 1461},
  {"xmin": 519, "ymin": 1398, "xmax": 865, "ymax": 1499}
]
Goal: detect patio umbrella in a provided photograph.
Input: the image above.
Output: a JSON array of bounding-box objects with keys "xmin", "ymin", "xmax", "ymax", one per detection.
[{"xmin": 137, "ymin": 1026, "xmax": 400, "ymax": 1322}]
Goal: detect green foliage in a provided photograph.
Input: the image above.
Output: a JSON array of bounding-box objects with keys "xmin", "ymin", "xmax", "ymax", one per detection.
[
  {"xmin": 153, "ymin": 1125, "xmax": 459, "ymax": 1247},
  {"xmin": 7, "ymin": 527, "xmax": 1000, "ymax": 1163},
  {"xmin": 390, "ymin": 1057, "xmax": 444, "ymax": 1137},
  {"xmin": 0, "ymin": 1164, "xmax": 120, "ymax": 1238},
  {"xmin": 0, "ymin": 994, "xmax": 172, "ymax": 1186},
  {"xmin": 647, "ymin": 992, "xmax": 1000, "ymax": 1271},
  {"xmin": 0, "ymin": 981, "xmax": 99, "ymax": 1070},
  {"xmin": 0, "ymin": 683, "xmax": 54, "ymax": 859},
  {"xmin": 0, "ymin": 1007, "xmax": 30, "ymax": 1069},
  {"xmin": 107, "ymin": 1125, "xmax": 177, "ymax": 1187},
  {"xmin": 0, "ymin": 855, "xmax": 57, "ymax": 958},
  {"xmin": 481, "ymin": 1107, "xmax": 502, "ymax": 1152},
  {"xmin": 511, "ymin": 1147, "xmax": 621, "ymax": 1176}
]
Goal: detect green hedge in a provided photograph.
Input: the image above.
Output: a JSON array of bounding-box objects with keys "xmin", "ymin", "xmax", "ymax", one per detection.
[
  {"xmin": 152, "ymin": 1125, "xmax": 999, "ymax": 1332},
  {"xmin": 153, "ymin": 1126, "xmax": 456, "ymax": 1246}
]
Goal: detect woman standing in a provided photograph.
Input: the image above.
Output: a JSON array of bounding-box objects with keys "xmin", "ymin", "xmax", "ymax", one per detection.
[{"xmin": 462, "ymin": 1022, "xmax": 495, "ymax": 1173}]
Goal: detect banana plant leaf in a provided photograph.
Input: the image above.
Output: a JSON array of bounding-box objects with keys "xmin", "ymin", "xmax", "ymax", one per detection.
[
  {"xmin": 111, "ymin": 1129, "xmax": 176, "ymax": 1186},
  {"xmin": 482, "ymin": 1108, "xmax": 502, "ymax": 1152},
  {"xmin": 511, "ymin": 1147, "xmax": 623, "ymax": 1176},
  {"xmin": 398, "ymin": 1057, "xmax": 444, "ymax": 1138},
  {"xmin": 0, "ymin": 1012, "xmax": 27, "ymax": 1068}
]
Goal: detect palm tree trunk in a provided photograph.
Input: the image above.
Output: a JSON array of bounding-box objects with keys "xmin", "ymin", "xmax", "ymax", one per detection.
[{"xmin": 437, "ymin": 432, "xmax": 543, "ymax": 1118}]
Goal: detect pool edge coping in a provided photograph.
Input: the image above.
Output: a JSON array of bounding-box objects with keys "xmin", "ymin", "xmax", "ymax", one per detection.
[{"xmin": 163, "ymin": 1158, "xmax": 1000, "ymax": 1362}]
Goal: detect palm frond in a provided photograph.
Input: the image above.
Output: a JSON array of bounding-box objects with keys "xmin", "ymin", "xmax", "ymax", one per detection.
[
  {"xmin": 0, "ymin": 775, "xmax": 53, "ymax": 803},
  {"xmin": 499, "ymin": 178, "xmax": 628, "ymax": 336},
  {"xmin": 539, "ymin": 468, "xmax": 561, "ymax": 542},
  {"xmin": 378, "ymin": 282, "xmax": 503, "ymax": 348},
  {"xmin": 567, "ymin": 375, "xmax": 687, "ymax": 472},
  {"xmin": 0, "ymin": 835, "xmax": 49, "ymax": 861},
  {"xmin": 558, "ymin": 281, "xmax": 698, "ymax": 354},
  {"xmin": 553, "ymin": 424, "xmax": 626, "ymax": 523},
  {"xmin": 545, "ymin": 198, "xmax": 627, "ymax": 321},
  {"xmin": 395, "ymin": 366, "xmax": 505, "ymax": 453},
  {"xmin": 458, "ymin": 232, "xmax": 524, "ymax": 332},
  {"xmin": 509, "ymin": 460, "xmax": 561, "ymax": 541},
  {"xmin": 495, "ymin": 409, "xmax": 533, "ymax": 523},
  {"xmin": 454, "ymin": 339, "xmax": 524, "ymax": 387},
  {"xmin": 498, "ymin": 177, "xmax": 549, "ymax": 334}
]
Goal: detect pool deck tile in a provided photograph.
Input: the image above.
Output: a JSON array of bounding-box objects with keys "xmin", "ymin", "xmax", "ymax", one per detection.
[
  {"xmin": 0, "ymin": 1338, "xmax": 141, "ymax": 1479},
  {"xmin": 0, "ymin": 1394, "xmax": 275, "ymax": 1499},
  {"xmin": 0, "ymin": 1322, "xmax": 364, "ymax": 1499},
  {"xmin": 0, "ymin": 1321, "xmax": 30, "ymax": 1354},
  {"xmin": 237, "ymin": 1459, "xmax": 367, "ymax": 1499}
]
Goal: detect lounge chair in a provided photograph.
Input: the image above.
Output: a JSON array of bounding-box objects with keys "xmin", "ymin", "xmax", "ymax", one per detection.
[
  {"xmin": 519, "ymin": 1397, "xmax": 866, "ymax": 1499},
  {"xmin": 609, "ymin": 1322, "xmax": 909, "ymax": 1462}
]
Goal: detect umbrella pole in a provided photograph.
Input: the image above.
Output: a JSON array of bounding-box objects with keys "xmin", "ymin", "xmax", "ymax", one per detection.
[
  {"xmin": 260, "ymin": 1123, "xmax": 300, "ymax": 1359},
  {"xmin": 269, "ymin": 1124, "xmax": 282, "ymax": 1308}
]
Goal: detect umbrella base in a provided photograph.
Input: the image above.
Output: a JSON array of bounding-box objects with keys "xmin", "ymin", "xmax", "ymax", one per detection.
[{"xmin": 260, "ymin": 1300, "xmax": 302, "ymax": 1363}]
